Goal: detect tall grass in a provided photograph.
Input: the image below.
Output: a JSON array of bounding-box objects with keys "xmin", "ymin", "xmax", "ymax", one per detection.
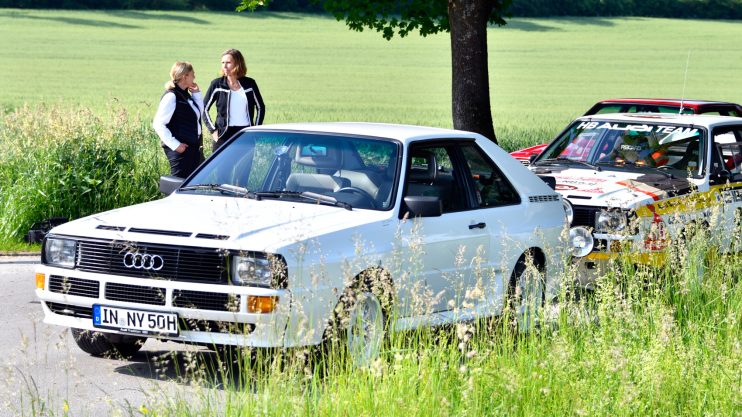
[
  {"xmin": 106, "ymin": 232, "xmax": 738, "ymax": 417},
  {"xmin": 0, "ymin": 104, "xmax": 168, "ymax": 243}
]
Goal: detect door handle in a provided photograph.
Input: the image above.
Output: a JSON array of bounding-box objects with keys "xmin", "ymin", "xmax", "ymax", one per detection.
[{"xmin": 469, "ymin": 222, "xmax": 486, "ymax": 230}]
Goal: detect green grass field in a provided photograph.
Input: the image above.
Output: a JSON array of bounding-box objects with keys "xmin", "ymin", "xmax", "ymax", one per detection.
[{"xmin": 1, "ymin": 10, "xmax": 741, "ymax": 148}]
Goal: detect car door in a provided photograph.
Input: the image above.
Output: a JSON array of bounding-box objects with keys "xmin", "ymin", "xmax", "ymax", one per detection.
[
  {"xmin": 710, "ymin": 125, "xmax": 742, "ymax": 252},
  {"xmin": 458, "ymin": 143, "xmax": 525, "ymax": 311},
  {"xmin": 395, "ymin": 141, "xmax": 491, "ymax": 316}
]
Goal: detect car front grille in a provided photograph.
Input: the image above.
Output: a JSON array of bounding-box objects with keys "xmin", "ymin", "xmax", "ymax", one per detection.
[
  {"xmin": 173, "ymin": 290, "xmax": 238, "ymax": 312},
  {"xmin": 572, "ymin": 206, "xmax": 600, "ymax": 228},
  {"xmin": 105, "ymin": 282, "xmax": 167, "ymax": 306},
  {"xmin": 49, "ymin": 275, "xmax": 100, "ymax": 298},
  {"xmin": 75, "ymin": 239, "xmax": 228, "ymax": 283}
]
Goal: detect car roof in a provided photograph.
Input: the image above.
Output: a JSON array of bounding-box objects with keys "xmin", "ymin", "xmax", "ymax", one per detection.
[
  {"xmin": 597, "ymin": 98, "xmax": 740, "ymax": 108},
  {"xmin": 247, "ymin": 122, "xmax": 484, "ymax": 143},
  {"xmin": 577, "ymin": 112, "xmax": 742, "ymax": 127}
]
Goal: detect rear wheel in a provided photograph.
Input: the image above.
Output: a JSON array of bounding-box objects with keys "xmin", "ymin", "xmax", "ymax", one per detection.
[
  {"xmin": 506, "ymin": 255, "xmax": 545, "ymax": 332},
  {"xmin": 71, "ymin": 328, "xmax": 146, "ymax": 358}
]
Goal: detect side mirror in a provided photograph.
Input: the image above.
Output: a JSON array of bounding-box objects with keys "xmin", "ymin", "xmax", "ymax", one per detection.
[
  {"xmin": 710, "ymin": 170, "xmax": 732, "ymax": 184},
  {"xmin": 528, "ymin": 154, "xmax": 539, "ymax": 165},
  {"xmin": 403, "ymin": 196, "xmax": 442, "ymax": 218},
  {"xmin": 538, "ymin": 175, "xmax": 557, "ymax": 190},
  {"xmin": 159, "ymin": 175, "xmax": 184, "ymax": 195}
]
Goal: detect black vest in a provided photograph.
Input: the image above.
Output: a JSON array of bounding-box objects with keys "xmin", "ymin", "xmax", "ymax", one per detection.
[{"xmin": 164, "ymin": 87, "xmax": 199, "ymax": 145}]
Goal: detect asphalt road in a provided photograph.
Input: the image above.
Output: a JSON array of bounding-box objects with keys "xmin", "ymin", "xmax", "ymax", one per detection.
[{"xmin": 0, "ymin": 256, "xmax": 235, "ymax": 417}]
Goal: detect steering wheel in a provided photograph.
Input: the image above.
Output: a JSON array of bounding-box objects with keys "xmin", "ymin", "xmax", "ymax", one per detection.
[{"xmin": 336, "ymin": 187, "xmax": 377, "ymax": 209}]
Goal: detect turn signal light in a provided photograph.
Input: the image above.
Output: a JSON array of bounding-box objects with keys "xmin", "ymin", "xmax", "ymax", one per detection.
[
  {"xmin": 35, "ymin": 273, "xmax": 45, "ymax": 290},
  {"xmin": 247, "ymin": 296, "xmax": 277, "ymax": 314}
]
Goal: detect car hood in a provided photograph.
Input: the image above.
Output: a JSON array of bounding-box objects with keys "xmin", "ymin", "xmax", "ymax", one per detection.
[
  {"xmin": 533, "ymin": 167, "xmax": 694, "ymax": 208},
  {"xmin": 48, "ymin": 193, "xmax": 391, "ymax": 251}
]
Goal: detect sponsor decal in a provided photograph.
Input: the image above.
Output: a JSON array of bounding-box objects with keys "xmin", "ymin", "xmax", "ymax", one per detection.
[
  {"xmin": 577, "ymin": 121, "xmax": 699, "ymax": 136},
  {"xmin": 720, "ymin": 188, "xmax": 742, "ymax": 204},
  {"xmin": 616, "ymin": 180, "xmax": 664, "ymax": 201}
]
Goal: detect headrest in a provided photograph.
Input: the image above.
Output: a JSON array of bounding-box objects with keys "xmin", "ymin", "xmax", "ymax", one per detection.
[
  {"xmin": 408, "ymin": 150, "xmax": 437, "ymax": 182},
  {"xmin": 294, "ymin": 142, "xmax": 342, "ymax": 169}
]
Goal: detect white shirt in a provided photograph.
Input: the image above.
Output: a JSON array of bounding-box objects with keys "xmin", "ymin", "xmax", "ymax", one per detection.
[
  {"xmin": 152, "ymin": 90, "xmax": 204, "ymax": 151},
  {"xmin": 228, "ymin": 87, "xmax": 250, "ymax": 127}
]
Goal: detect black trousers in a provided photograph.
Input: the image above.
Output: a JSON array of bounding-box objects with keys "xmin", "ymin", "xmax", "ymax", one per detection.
[
  {"xmin": 163, "ymin": 141, "xmax": 203, "ymax": 179},
  {"xmin": 213, "ymin": 125, "xmax": 248, "ymax": 152}
]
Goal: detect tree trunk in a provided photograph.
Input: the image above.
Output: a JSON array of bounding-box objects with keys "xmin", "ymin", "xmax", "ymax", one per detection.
[{"xmin": 448, "ymin": 0, "xmax": 497, "ymax": 143}]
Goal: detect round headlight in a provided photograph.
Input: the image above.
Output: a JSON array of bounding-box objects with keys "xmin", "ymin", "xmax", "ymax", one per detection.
[
  {"xmin": 562, "ymin": 198, "xmax": 574, "ymax": 224},
  {"xmin": 596, "ymin": 210, "xmax": 627, "ymax": 232},
  {"xmin": 569, "ymin": 226, "xmax": 594, "ymax": 258}
]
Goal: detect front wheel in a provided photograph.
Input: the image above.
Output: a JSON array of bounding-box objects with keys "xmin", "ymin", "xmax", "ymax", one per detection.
[
  {"xmin": 71, "ymin": 328, "xmax": 146, "ymax": 358},
  {"xmin": 345, "ymin": 292, "xmax": 385, "ymax": 368}
]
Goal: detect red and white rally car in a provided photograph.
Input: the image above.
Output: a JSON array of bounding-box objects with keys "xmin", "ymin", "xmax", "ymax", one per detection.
[
  {"xmin": 511, "ymin": 99, "xmax": 742, "ymax": 164},
  {"xmin": 530, "ymin": 112, "xmax": 742, "ymax": 285}
]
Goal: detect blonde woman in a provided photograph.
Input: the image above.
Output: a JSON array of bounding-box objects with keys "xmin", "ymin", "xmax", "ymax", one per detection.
[
  {"xmin": 153, "ymin": 61, "xmax": 205, "ymax": 178},
  {"xmin": 203, "ymin": 49, "xmax": 265, "ymax": 151}
]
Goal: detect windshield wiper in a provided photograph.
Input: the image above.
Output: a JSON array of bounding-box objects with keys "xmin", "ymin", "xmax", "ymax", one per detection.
[
  {"xmin": 537, "ymin": 158, "xmax": 602, "ymax": 171},
  {"xmin": 640, "ymin": 166, "xmax": 676, "ymax": 179},
  {"xmin": 254, "ymin": 191, "xmax": 352, "ymax": 210},
  {"xmin": 178, "ymin": 183, "xmax": 259, "ymax": 198}
]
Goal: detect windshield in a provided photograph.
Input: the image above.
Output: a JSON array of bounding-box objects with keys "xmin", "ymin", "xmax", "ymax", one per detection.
[
  {"xmin": 535, "ymin": 120, "xmax": 706, "ymax": 177},
  {"xmin": 183, "ymin": 131, "xmax": 400, "ymax": 210}
]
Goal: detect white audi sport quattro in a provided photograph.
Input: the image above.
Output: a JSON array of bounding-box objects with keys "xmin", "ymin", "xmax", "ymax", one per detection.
[
  {"xmin": 35, "ymin": 122, "xmax": 565, "ymax": 365},
  {"xmin": 529, "ymin": 113, "xmax": 742, "ymax": 285}
]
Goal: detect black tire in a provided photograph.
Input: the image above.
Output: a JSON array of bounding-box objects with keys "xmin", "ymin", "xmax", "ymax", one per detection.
[
  {"xmin": 506, "ymin": 253, "xmax": 545, "ymax": 333},
  {"xmin": 71, "ymin": 328, "xmax": 146, "ymax": 358}
]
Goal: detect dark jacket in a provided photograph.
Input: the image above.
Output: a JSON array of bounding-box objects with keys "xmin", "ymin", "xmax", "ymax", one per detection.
[
  {"xmin": 203, "ymin": 76, "xmax": 265, "ymax": 139},
  {"xmin": 165, "ymin": 86, "xmax": 201, "ymax": 146}
]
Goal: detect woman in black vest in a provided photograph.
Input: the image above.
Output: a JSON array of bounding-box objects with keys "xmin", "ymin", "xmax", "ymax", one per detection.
[
  {"xmin": 153, "ymin": 61, "xmax": 205, "ymax": 178},
  {"xmin": 203, "ymin": 49, "xmax": 265, "ymax": 151}
]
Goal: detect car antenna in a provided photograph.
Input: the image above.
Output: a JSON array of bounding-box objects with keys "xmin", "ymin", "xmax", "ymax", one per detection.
[{"xmin": 678, "ymin": 50, "xmax": 692, "ymax": 115}]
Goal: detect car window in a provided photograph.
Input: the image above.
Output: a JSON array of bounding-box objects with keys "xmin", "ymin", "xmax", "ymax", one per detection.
[
  {"xmin": 537, "ymin": 120, "xmax": 707, "ymax": 177},
  {"xmin": 404, "ymin": 144, "xmax": 467, "ymax": 213},
  {"xmin": 185, "ymin": 132, "xmax": 400, "ymax": 210},
  {"xmin": 461, "ymin": 144, "xmax": 520, "ymax": 208},
  {"xmin": 592, "ymin": 104, "xmax": 625, "ymax": 114},
  {"xmin": 713, "ymin": 126, "xmax": 742, "ymax": 179}
]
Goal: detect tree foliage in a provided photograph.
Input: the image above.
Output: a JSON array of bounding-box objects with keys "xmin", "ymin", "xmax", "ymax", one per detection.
[{"xmin": 240, "ymin": 0, "xmax": 509, "ymax": 40}]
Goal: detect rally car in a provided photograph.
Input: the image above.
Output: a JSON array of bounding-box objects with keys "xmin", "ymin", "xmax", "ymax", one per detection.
[
  {"xmin": 510, "ymin": 98, "xmax": 742, "ymax": 164},
  {"xmin": 529, "ymin": 113, "xmax": 742, "ymax": 284}
]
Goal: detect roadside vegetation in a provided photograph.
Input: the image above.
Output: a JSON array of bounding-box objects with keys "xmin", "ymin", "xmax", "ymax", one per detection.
[{"xmin": 10, "ymin": 223, "xmax": 740, "ymax": 416}]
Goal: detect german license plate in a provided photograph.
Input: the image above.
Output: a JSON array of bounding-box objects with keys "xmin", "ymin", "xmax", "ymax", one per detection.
[{"xmin": 93, "ymin": 305, "xmax": 179, "ymax": 336}]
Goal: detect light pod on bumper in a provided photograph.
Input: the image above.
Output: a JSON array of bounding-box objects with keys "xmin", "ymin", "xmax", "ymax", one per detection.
[{"xmin": 569, "ymin": 226, "xmax": 594, "ymax": 257}]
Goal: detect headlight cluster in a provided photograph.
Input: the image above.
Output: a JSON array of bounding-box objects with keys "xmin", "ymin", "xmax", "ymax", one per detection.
[
  {"xmin": 595, "ymin": 209, "xmax": 629, "ymax": 233},
  {"xmin": 232, "ymin": 253, "xmax": 287, "ymax": 288},
  {"xmin": 44, "ymin": 237, "xmax": 77, "ymax": 268}
]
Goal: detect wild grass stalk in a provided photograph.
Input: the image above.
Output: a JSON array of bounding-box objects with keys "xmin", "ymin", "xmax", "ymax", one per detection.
[{"xmin": 0, "ymin": 104, "xmax": 169, "ymax": 243}]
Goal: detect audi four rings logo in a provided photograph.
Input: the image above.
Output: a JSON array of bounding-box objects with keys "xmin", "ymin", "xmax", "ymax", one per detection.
[{"xmin": 123, "ymin": 251, "xmax": 164, "ymax": 271}]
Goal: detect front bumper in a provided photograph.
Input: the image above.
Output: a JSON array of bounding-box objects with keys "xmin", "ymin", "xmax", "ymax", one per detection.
[{"xmin": 35, "ymin": 265, "xmax": 292, "ymax": 348}]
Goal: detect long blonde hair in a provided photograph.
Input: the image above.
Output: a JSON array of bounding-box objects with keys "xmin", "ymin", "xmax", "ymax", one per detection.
[{"xmin": 164, "ymin": 61, "xmax": 194, "ymax": 90}]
